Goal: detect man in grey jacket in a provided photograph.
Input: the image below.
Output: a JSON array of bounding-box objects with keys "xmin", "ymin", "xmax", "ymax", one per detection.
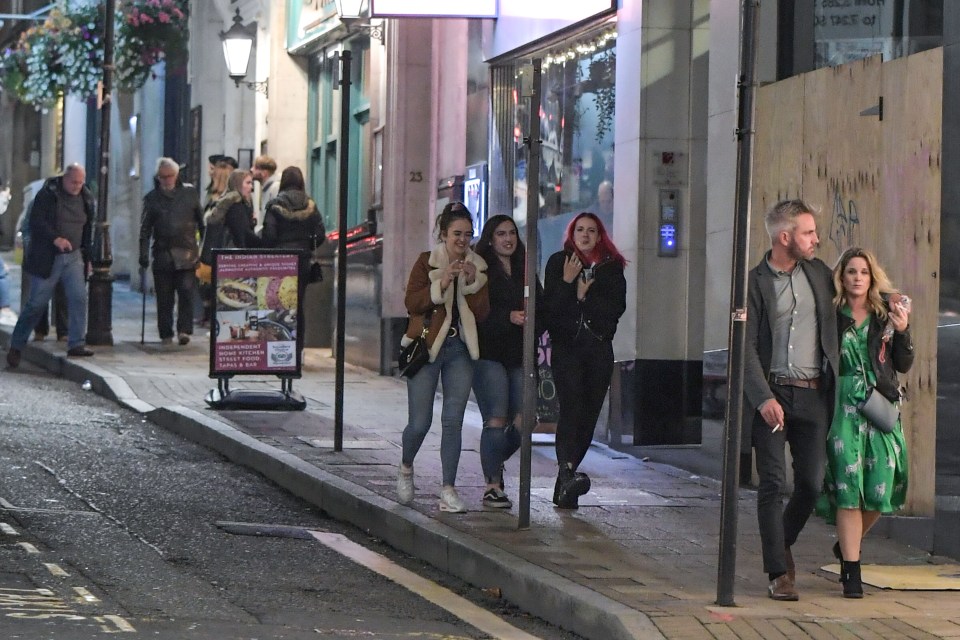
[
  {"xmin": 139, "ymin": 158, "xmax": 203, "ymax": 345},
  {"xmin": 743, "ymin": 199, "xmax": 839, "ymax": 601}
]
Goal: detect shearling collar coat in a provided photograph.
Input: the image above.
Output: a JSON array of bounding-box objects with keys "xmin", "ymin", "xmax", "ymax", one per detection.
[
  {"xmin": 261, "ymin": 191, "xmax": 324, "ymax": 251},
  {"xmin": 402, "ymin": 244, "xmax": 489, "ymax": 362}
]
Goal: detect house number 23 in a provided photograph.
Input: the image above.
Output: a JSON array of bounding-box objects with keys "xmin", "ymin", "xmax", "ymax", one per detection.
[{"xmin": 409, "ymin": 171, "xmax": 423, "ymax": 182}]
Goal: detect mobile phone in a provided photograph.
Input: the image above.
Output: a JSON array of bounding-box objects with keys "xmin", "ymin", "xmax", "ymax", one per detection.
[{"xmin": 580, "ymin": 266, "xmax": 594, "ymax": 282}]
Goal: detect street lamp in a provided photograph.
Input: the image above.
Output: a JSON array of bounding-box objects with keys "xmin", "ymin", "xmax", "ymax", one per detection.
[
  {"xmin": 333, "ymin": 0, "xmax": 385, "ymax": 43},
  {"xmin": 87, "ymin": 0, "xmax": 116, "ymax": 346},
  {"xmin": 219, "ymin": 9, "xmax": 268, "ymax": 95},
  {"xmin": 334, "ymin": 0, "xmax": 363, "ymax": 19}
]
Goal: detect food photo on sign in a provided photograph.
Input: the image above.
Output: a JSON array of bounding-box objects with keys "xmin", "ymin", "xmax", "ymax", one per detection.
[{"xmin": 215, "ymin": 275, "xmax": 298, "ymax": 347}]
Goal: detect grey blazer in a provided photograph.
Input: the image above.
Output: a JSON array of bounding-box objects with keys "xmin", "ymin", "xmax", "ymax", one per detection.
[{"xmin": 740, "ymin": 254, "xmax": 840, "ymax": 450}]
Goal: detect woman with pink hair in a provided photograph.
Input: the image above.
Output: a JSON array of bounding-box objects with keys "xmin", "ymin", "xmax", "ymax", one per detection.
[{"xmin": 543, "ymin": 212, "xmax": 626, "ymax": 509}]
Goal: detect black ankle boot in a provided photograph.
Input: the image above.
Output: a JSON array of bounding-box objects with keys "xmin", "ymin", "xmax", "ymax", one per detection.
[
  {"xmin": 553, "ymin": 465, "xmax": 591, "ymax": 509},
  {"xmin": 840, "ymin": 560, "xmax": 863, "ymax": 599}
]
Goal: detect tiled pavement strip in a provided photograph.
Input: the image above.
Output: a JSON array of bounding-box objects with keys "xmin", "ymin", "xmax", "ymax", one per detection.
[{"xmin": 2, "ymin": 265, "xmax": 959, "ymax": 639}]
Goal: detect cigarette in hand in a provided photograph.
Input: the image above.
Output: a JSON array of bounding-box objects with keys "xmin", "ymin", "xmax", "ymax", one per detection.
[{"xmin": 772, "ymin": 423, "xmax": 783, "ymax": 433}]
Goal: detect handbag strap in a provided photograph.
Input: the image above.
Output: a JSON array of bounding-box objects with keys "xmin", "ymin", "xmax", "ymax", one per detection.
[{"xmin": 854, "ymin": 320, "xmax": 900, "ymax": 403}]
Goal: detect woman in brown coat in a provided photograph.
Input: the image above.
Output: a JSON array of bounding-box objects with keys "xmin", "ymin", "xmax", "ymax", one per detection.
[{"xmin": 396, "ymin": 202, "xmax": 489, "ymax": 513}]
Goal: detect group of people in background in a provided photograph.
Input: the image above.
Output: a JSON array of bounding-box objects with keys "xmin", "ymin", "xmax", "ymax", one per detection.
[
  {"xmin": 2, "ymin": 154, "xmax": 324, "ymax": 364},
  {"xmin": 140, "ymin": 154, "xmax": 324, "ymax": 344},
  {"xmin": 745, "ymin": 199, "xmax": 913, "ymax": 601}
]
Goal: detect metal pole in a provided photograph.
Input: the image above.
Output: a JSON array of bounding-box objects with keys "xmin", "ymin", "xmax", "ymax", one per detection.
[
  {"xmin": 87, "ymin": 0, "xmax": 116, "ymax": 346},
  {"xmin": 333, "ymin": 50, "xmax": 352, "ymax": 453},
  {"xmin": 518, "ymin": 59, "xmax": 542, "ymax": 530},
  {"xmin": 140, "ymin": 266, "xmax": 146, "ymax": 345},
  {"xmin": 716, "ymin": 0, "xmax": 760, "ymax": 607}
]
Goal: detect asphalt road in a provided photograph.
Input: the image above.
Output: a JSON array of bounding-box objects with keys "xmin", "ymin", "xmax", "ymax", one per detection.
[{"xmin": 0, "ymin": 367, "xmax": 582, "ymax": 640}]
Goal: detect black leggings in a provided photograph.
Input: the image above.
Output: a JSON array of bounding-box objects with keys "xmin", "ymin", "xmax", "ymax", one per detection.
[{"xmin": 552, "ymin": 333, "xmax": 614, "ymax": 469}]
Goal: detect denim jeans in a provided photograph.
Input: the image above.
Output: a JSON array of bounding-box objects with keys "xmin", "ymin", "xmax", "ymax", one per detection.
[
  {"xmin": 11, "ymin": 251, "xmax": 88, "ymax": 350},
  {"xmin": 474, "ymin": 359, "xmax": 523, "ymax": 482},
  {"xmin": 402, "ymin": 336, "xmax": 474, "ymax": 487},
  {"xmin": 154, "ymin": 268, "xmax": 196, "ymax": 338},
  {"xmin": 0, "ymin": 255, "xmax": 10, "ymax": 308}
]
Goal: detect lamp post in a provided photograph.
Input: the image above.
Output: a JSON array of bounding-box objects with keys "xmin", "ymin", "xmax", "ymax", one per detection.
[
  {"xmin": 716, "ymin": 0, "xmax": 761, "ymax": 607},
  {"xmin": 86, "ymin": 0, "xmax": 116, "ymax": 346},
  {"xmin": 331, "ymin": 50, "xmax": 352, "ymax": 453},
  {"xmin": 220, "ymin": 9, "xmax": 268, "ymax": 95}
]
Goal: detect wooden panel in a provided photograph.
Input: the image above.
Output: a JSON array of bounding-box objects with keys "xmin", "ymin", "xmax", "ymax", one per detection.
[
  {"xmin": 749, "ymin": 50, "xmax": 943, "ymax": 516},
  {"xmin": 879, "ymin": 48, "xmax": 942, "ymax": 515},
  {"xmin": 751, "ymin": 74, "xmax": 805, "ymax": 262},
  {"xmin": 802, "ymin": 55, "xmax": 883, "ymax": 268}
]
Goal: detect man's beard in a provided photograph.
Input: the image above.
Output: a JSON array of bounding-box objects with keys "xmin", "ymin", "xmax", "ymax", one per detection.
[{"xmin": 787, "ymin": 237, "xmax": 814, "ymax": 261}]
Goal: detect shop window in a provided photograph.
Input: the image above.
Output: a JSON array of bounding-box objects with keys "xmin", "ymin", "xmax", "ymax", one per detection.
[
  {"xmin": 494, "ymin": 28, "xmax": 617, "ymax": 266},
  {"xmin": 779, "ymin": 0, "xmax": 943, "ymax": 76}
]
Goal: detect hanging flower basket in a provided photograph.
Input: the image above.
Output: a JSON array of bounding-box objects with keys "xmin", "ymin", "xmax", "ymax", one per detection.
[
  {"xmin": 0, "ymin": 0, "xmax": 190, "ymax": 108},
  {"xmin": 55, "ymin": 4, "xmax": 106, "ymax": 100},
  {"xmin": 0, "ymin": 4, "xmax": 104, "ymax": 111},
  {"xmin": 115, "ymin": 0, "xmax": 190, "ymax": 92}
]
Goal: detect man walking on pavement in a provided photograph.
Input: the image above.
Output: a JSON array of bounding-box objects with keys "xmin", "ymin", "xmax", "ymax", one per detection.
[
  {"xmin": 139, "ymin": 158, "xmax": 204, "ymax": 346},
  {"xmin": 743, "ymin": 199, "xmax": 839, "ymax": 601},
  {"xmin": 252, "ymin": 155, "xmax": 279, "ymax": 226},
  {"xmin": 6, "ymin": 164, "xmax": 96, "ymax": 368}
]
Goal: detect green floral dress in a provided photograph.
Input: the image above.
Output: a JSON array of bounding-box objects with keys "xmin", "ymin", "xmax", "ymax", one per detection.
[{"xmin": 818, "ymin": 309, "xmax": 908, "ymax": 521}]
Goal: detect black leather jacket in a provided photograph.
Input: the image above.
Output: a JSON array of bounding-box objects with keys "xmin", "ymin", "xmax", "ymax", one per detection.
[
  {"xmin": 837, "ymin": 309, "xmax": 914, "ymax": 402},
  {"xmin": 139, "ymin": 178, "xmax": 203, "ymax": 271},
  {"xmin": 543, "ymin": 250, "xmax": 626, "ymax": 344}
]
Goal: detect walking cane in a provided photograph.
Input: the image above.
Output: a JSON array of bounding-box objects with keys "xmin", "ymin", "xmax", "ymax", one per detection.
[{"xmin": 140, "ymin": 266, "xmax": 146, "ymax": 345}]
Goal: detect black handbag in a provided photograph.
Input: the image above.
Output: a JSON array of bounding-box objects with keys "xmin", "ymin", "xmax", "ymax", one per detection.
[{"xmin": 398, "ymin": 310, "xmax": 433, "ymax": 378}]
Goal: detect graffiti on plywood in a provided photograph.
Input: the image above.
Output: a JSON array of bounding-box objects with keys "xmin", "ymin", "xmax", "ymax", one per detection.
[{"xmin": 828, "ymin": 191, "xmax": 861, "ymax": 253}]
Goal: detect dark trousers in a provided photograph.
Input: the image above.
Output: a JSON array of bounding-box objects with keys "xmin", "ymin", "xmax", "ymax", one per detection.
[
  {"xmin": 552, "ymin": 334, "xmax": 614, "ymax": 469},
  {"xmin": 752, "ymin": 384, "xmax": 831, "ymax": 575},
  {"xmin": 153, "ymin": 268, "xmax": 196, "ymax": 339}
]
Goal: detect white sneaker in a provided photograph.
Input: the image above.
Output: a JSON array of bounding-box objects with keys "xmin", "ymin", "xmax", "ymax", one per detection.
[
  {"xmin": 397, "ymin": 465, "xmax": 415, "ymax": 505},
  {"xmin": 439, "ymin": 486, "xmax": 467, "ymax": 513},
  {"xmin": 0, "ymin": 308, "xmax": 18, "ymax": 326}
]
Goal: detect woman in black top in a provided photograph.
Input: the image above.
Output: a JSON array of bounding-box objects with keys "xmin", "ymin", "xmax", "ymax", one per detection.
[
  {"xmin": 472, "ymin": 215, "xmax": 542, "ymax": 508},
  {"xmin": 260, "ymin": 166, "xmax": 325, "ymax": 283},
  {"xmin": 543, "ymin": 212, "xmax": 627, "ymax": 509}
]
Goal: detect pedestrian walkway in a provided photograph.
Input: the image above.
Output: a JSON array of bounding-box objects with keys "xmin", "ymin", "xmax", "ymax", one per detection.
[{"xmin": 2, "ymin": 259, "xmax": 959, "ymax": 639}]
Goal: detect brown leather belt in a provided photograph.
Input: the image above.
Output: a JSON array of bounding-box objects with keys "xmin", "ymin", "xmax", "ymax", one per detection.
[{"xmin": 768, "ymin": 373, "xmax": 820, "ymax": 390}]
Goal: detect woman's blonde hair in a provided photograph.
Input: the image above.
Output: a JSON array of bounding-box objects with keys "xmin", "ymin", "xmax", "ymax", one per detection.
[
  {"xmin": 208, "ymin": 164, "xmax": 232, "ymax": 200},
  {"xmin": 833, "ymin": 247, "xmax": 897, "ymax": 319}
]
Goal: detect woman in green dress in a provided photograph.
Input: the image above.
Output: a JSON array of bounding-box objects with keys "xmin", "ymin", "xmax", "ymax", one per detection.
[{"xmin": 822, "ymin": 247, "xmax": 913, "ymax": 598}]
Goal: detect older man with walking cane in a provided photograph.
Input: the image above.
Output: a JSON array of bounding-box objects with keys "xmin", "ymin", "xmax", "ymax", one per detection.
[{"xmin": 138, "ymin": 158, "xmax": 203, "ymax": 346}]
